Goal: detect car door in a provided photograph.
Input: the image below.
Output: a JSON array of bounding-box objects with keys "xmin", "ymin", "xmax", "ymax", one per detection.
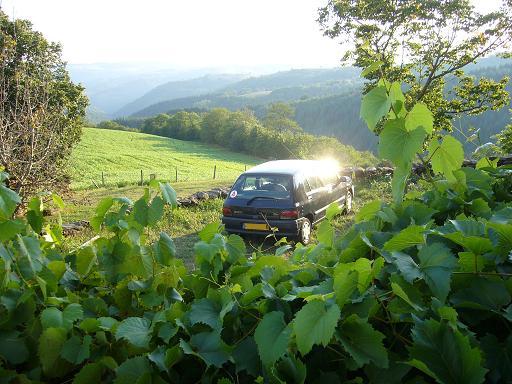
[
  {"xmin": 322, "ymin": 171, "xmax": 346, "ymax": 209},
  {"xmin": 305, "ymin": 174, "xmax": 327, "ymax": 222}
]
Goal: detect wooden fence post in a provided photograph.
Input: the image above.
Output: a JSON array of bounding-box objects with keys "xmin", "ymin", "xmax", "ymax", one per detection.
[
  {"xmin": 140, "ymin": 170, "xmax": 143, "ymax": 186},
  {"xmin": 244, "ymin": 164, "xmax": 247, "ymax": 171},
  {"xmin": 175, "ymin": 167, "xmax": 178, "ymax": 182},
  {"xmin": 213, "ymin": 164, "xmax": 216, "ymax": 179},
  {"xmin": 101, "ymin": 171, "xmax": 105, "ymax": 187}
]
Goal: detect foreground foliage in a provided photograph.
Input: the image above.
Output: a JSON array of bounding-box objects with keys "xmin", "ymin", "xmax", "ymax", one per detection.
[{"xmin": 1, "ymin": 152, "xmax": 512, "ymax": 383}]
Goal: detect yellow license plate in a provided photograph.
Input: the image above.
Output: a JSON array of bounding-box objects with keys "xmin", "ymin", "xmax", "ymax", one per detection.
[{"xmin": 244, "ymin": 223, "xmax": 269, "ymax": 231}]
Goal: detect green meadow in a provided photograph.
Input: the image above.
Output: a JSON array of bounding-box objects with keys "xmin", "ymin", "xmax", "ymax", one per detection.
[{"xmin": 69, "ymin": 128, "xmax": 262, "ymax": 189}]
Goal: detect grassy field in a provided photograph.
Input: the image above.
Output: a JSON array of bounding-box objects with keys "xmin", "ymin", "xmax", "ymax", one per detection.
[{"xmin": 69, "ymin": 128, "xmax": 262, "ymax": 189}]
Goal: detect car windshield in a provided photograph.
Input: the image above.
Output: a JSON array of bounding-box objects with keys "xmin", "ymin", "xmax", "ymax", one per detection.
[{"xmin": 230, "ymin": 174, "xmax": 293, "ymax": 200}]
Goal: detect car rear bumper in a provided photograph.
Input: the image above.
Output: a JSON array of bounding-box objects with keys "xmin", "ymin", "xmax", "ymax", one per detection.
[{"xmin": 222, "ymin": 216, "xmax": 301, "ymax": 237}]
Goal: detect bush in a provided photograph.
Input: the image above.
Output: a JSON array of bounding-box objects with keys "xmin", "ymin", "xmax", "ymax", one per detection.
[
  {"xmin": 1, "ymin": 155, "xmax": 512, "ymax": 382},
  {"xmin": 0, "ymin": 11, "xmax": 88, "ymax": 200}
]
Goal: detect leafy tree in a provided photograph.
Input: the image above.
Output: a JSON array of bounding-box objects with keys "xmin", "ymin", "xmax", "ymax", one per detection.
[
  {"xmin": 200, "ymin": 108, "xmax": 231, "ymax": 143},
  {"xmin": 496, "ymin": 113, "xmax": 512, "ymax": 153},
  {"xmin": 168, "ymin": 111, "xmax": 201, "ymax": 140},
  {"xmin": 97, "ymin": 120, "xmax": 138, "ymax": 132},
  {"xmin": 318, "ymin": 0, "xmax": 512, "ymax": 136},
  {"xmin": 0, "ymin": 11, "xmax": 88, "ymax": 199},
  {"xmin": 263, "ymin": 102, "xmax": 302, "ymax": 133},
  {"xmin": 142, "ymin": 113, "xmax": 170, "ymax": 136}
]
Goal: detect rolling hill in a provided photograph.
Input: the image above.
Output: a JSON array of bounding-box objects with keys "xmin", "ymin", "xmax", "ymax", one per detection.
[
  {"xmin": 114, "ymin": 74, "xmax": 246, "ymax": 117},
  {"xmin": 69, "ymin": 128, "xmax": 261, "ymax": 189},
  {"xmin": 122, "ymin": 61, "xmax": 511, "ymax": 154},
  {"xmin": 128, "ymin": 68, "xmax": 363, "ymax": 118}
]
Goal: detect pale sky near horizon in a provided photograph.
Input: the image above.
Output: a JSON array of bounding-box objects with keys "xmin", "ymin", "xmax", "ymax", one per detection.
[{"xmin": 0, "ymin": 0, "xmax": 504, "ymax": 70}]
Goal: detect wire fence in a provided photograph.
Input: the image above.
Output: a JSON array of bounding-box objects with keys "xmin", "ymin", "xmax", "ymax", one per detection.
[{"xmin": 78, "ymin": 164, "xmax": 250, "ymax": 190}]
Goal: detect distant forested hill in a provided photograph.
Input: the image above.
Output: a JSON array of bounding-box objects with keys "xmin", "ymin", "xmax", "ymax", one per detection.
[
  {"xmin": 295, "ymin": 63, "xmax": 512, "ymax": 153},
  {"xmin": 126, "ymin": 61, "xmax": 511, "ymax": 154},
  {"xmin": 114, "ymin": 74, "xmax": 246, "ymax": 117},
  {"xmin": 128, "ymin": 68, "xmax": 363, "ymax": 117}
]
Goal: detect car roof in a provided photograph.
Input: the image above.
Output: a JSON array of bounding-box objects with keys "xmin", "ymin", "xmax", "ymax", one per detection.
[{"xmin": 244, "ymin": 160, "xmax": 334, "ymax": 175}]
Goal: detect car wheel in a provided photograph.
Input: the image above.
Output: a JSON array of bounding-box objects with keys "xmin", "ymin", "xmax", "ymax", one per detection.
[
  {"xmin": 345, "ymin": 191, "xmax": 353, "ymax": 213},
  {"xmin": 299, "ymin": 218, "xmax": 312, "ymax": 245}
]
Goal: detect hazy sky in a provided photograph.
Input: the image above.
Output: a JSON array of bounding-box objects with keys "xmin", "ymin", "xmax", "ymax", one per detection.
[
  {"xmin": 1, "ymin": 0, "xmax": 504, "ymax": 69},
  {"xmin": 1, "ymin": 0, "xmax": 344, "ymax": 69}
]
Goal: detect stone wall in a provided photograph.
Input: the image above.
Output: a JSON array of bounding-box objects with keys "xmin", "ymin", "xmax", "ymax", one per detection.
[
  {"xmin": 340, "ymin": 155, "xmax": 512, "ymax": 180},
  {"xmin": 62, "ymin": 186, "xmax": 232, "ymax": 236}
]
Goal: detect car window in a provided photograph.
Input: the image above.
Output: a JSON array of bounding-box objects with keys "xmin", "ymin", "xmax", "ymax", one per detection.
[
  {"xmin": 306, "ymin": 175, "xmax": 324, "ymax": 191},
  {"xmin": 294, "ymin": 173, "xmax": 309, "ymax": 200},
  {"xmin": 321, "ymin": 172, "xmax": 339, "ymax": 186},
  {"xmin": 231, "ymin": 174, "xmax": 293, "ymax": 199}
]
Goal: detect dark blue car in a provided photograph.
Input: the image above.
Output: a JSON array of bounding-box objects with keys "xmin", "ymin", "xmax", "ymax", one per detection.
[{"xmin": 221, "ymin": 160, "xmax": 354, "ymax": 244}]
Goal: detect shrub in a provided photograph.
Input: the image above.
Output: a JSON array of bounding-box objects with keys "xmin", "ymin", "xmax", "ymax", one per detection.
[
  {"xmin": 0, "ymin": 11, "xmax": 88, "ymax": 200},
  {"xmin": 1, "ymin": 150, "xmax": 512, "ymax": 383}
]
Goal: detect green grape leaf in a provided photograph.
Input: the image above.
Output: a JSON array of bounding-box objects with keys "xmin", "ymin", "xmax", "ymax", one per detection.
[
  {"xmin": 273, "ymin": 355, "xmax": 307, "ymax": 384},
  {"xmin": 16, "ymin": 235, "xmax": 43, "ymax": 278},
  {"xmin": 180, "ymin": 331, "xmax": 231, "ymax": 367},
  {"xmin": 361, "ymin": 61, "xmax": 383, "ymax": 77},
  {"xmin": 405, "ymin": 103, "xmax": 433, "ymax": 134},
  {"xmin": 418, "ymin": 243, "xmax": 457, "ymax": 302},
  {"xmin": 159, "ymin": 182, "xmax": 177, "ymax": 209},
  {"xmin": 63, "ymin": 303, "xmax": 84, "ymax": 330},
  {"xmin": 115, "ymin": 317, "xmax": 151, "ymax": 349},
  {"xmin": 408, "ymin": 318, "xmax": 487, "ymax": 384},
  {"xmin": 451, "ymin": 277, "xmax": 511, "ymax": 311},
  {"xmin": 360, "ymin": 86, "xmax": 391, "ymax": 131},
  {"xmin": 132, "ymin": 199, "xmax": 149, "ymax": 226},
  {"xmin": 73, "ymin": 362, "xmax": 104, "ymax": 384},
  {"xmin": 390, "ymin": 252, "xmax": 422, "ymax": 283},
  {"xmin": 0, "ymin": 331, "xmax": 29, "ymax": 364},
  {"xmin": 326, "ymin": 202, "xmax": 342, "ymax": 220},
  {"xmin": 255, "ymin": 311, "xmax": 292, "ymax": 366},
  {"xmin": 355, "ymin": 200, "xmax": 382, "ymax": 222},
  {"xmin": 114, "ymin": 356, "xmax": 151, "ymax": 384},
  {"xmin": 0, "ymin": 184, "xmax": 21, "ymax": 220},
  {"xmin": 76, "ymin": 246, "xmax": 97, "ymax": 276},
  {"xmin": 148, "ymin": 345, "xmax": 168, "ymax": 372},
  {"xmin": 338, "ymin": 315, "xmax": 389, "ymax": 368},
  {"xmin": 233, "ymin": 337, "xmax": 260, "ymax": 376},
  {"xmin": 154, "ymin": 232, "xmax": 176, "ymax": 265},
  {"xmin": 317, "ymin": 220, "xmax": 334, "ymax": 247},
  {"xmin": 293, "ymin": 301, "xmax": 341, "ymax": 356},
  {"xmin": 189, "ymin": 298, "xmax": 222, "ymax": 330},
  {"xmin": 90, "ymin": 197, "xmax": 114, "ymax": 232},
  {"xmin": 429, "ymin": 135, "xmax": 464, "ymax": 182},
  {"xmin": 61, "ymin": 335, "xmax": 91, "ymax": 364},
  {"xmin": 226, "ymin": 234, "xmax": 245, "ymax": 262},
  {"xmin": 391, "ymin": 161, "xmax": 412, "ymax": 204},
  {"xmin": 480, "ymin": 334, "xmax": 512, "ymax": 383},
  {"xmin": 383, "ymin": 225, "xmax": 426, "ymax": 251},
  {"xmin": 390, "ymin": 275, "xmax": 425, "ymax": 311},
  {"xmin": 379, "ymin": 119, "xmax": 427, "ymax": 165},
  {"xmin": 147, "ymin": 196, "xmax": 164, "ymax": 226},
  {"xmin": 38, "ymin": 327, "xmax": 67, "ymax": 374},
  {"xmin": 27, "ymin": 197, "xmax": 44, "ymax": 233},
  {"xmin": 198, "ymin": 222, "xmax": 223, "ymax": 242},
  {"xmin": 0, "ymin": 219, "xmax": 25, "ymax": 242},
  {"xmin": 41, "ymin": 307, "xmax": 64, "ymax": 329}
]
